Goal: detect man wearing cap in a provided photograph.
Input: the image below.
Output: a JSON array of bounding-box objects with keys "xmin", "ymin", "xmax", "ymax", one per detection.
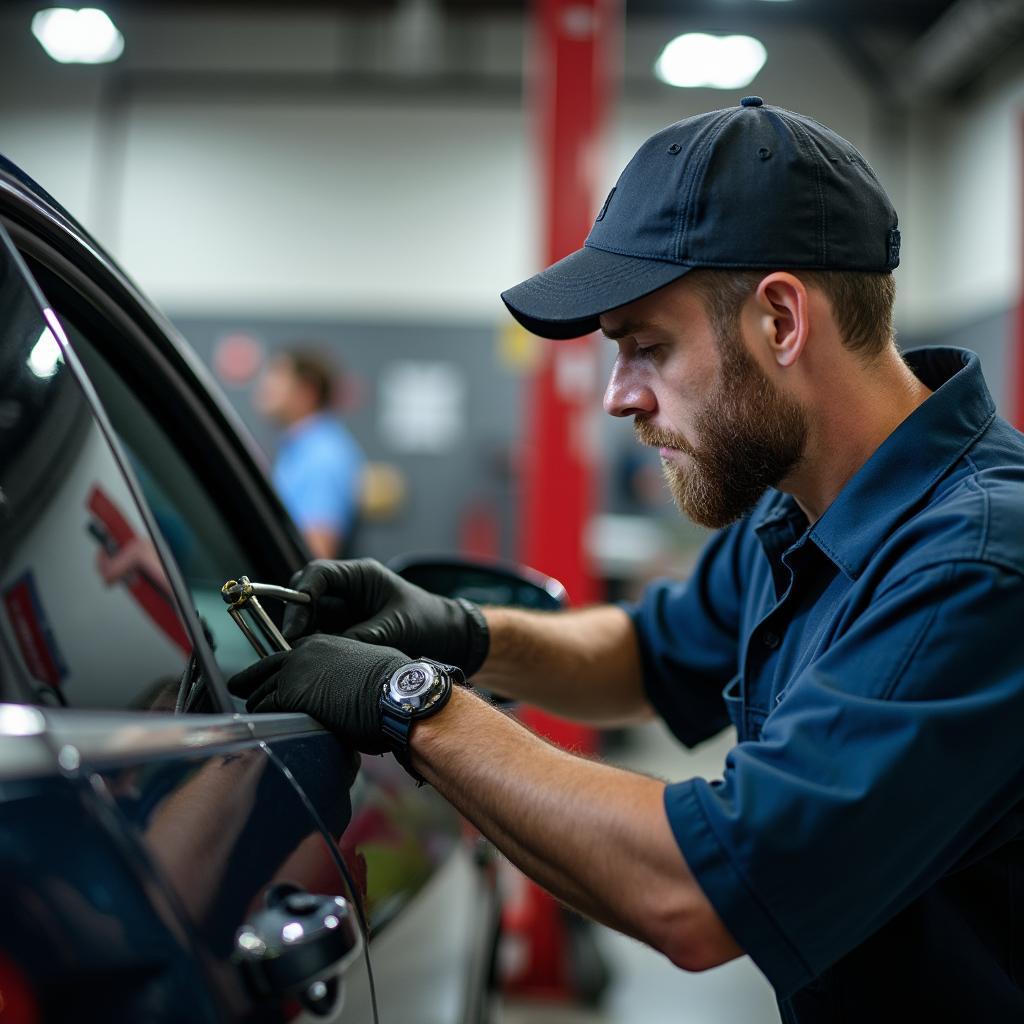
[{"xmin": 231, "ymin": 99, "xmax": 1024, "ymax": 1021}]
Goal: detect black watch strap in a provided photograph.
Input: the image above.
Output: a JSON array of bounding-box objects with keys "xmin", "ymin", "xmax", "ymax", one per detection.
[
  {"xmin": 380, "ymin": 701, "xmax": 415, "ymax": 749},
  {"xmin": 380, "ymin": 697, "xmax": 426, "ymax": 785}
]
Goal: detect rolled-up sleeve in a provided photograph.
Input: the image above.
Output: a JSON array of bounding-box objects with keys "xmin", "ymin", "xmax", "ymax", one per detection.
[
  {"xmin": 624, "ymin": 524, "xmax": 749, "ymax": 747},
  {"xmin": 664, "ymin": 560, "xmax": 1024, "ymax": 997}
]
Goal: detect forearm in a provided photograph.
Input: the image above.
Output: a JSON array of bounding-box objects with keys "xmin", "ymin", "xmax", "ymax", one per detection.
[
  {"xmin": 474, "ymin": 604, "xmax": 652, "ymax": 725},
  {"xmin": 410, "ymin": 686, "xmax": 741, "ymax": 969}
]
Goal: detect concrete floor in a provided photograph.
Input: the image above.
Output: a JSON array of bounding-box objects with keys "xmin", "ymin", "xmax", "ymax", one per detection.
[{"xmin": 496, "ymin": 721, "xmax": 782, "ymax": 1024}]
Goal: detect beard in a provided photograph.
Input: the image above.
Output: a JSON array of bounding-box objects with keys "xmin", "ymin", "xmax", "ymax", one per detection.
[{"xmin": 634, "ymin": 333, "xmax": 808, "ymax": 529}]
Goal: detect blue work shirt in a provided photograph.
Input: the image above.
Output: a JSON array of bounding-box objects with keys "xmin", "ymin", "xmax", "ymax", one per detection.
[
  {"xmin": 273, "ymin": 413, "xmax": 364, "ymax": 541},
  {"xmin": 627, "ymin": 348, "xmax": 1024, "ymax": 1021}
]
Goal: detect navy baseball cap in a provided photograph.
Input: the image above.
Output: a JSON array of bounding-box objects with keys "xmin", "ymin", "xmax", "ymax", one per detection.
[{"xmin": 501, "ymin": 97, "xmax": 901, "ymax": 340}]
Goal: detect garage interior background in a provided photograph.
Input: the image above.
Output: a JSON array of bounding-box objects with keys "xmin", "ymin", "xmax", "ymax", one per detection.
[
  {"xmin": 2, "ymin": 3, "xmax": 1023, "ymax": 1022},
  {"xmin": 2, "ymin": 0, "xmax": 1022, "ymax": 573}
]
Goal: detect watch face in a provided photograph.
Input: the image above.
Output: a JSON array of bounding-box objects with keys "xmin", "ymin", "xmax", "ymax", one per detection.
[
  {"xmin": 388, "ymin": 661, "xmax": 439, "ymax": 710},
  {"xmin": 395, "ymin": 666, "xmax": 429, "ymax": 695}
]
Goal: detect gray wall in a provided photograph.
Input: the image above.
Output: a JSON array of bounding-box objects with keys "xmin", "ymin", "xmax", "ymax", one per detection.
[
  {"xmin": 174, "ymin": 315, "xmax": 525, "ymax": 563},
  {"xmin": 902, "ymin": 305, "xmax": 1016, "ymax": 418}
]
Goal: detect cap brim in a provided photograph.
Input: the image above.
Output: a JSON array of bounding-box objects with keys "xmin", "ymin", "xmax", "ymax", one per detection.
[{"xmin": 501, "ymin": 245, "xmax": 693, "ymax": 340}]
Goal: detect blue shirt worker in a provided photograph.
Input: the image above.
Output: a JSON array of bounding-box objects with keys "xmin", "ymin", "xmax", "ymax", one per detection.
[
  {"xmin": 230, "ymin": 99, "xmax": 1024, "ymax": 1021},
  {"xmin": 256, "ymin": 347, "xmax": 364, "ymax": 559}
]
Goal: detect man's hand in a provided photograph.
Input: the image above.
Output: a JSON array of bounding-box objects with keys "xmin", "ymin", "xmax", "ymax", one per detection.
[
  {"xmin": 281, "ymin": 559, "xmax": 490, "ymax": 675},
  {"xmin": 227, "ymin": 634, "xmax": 411, "ymax": 754}
]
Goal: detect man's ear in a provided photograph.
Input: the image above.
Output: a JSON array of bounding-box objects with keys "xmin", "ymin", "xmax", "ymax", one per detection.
[{"xmin": 753, "ymin": 272, "xmax": 809, "ymax": 368}]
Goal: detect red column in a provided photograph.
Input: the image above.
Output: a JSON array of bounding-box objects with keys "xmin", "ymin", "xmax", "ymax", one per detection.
[
  {"xmin": 501, "ymin": 0, "xmax": 620, "ymax": 1003},
  {"xmin": 520, "ymin": 0, "xmax": 618, "ymax": 607},
  {"xmin": 518, "ymin": 0, "xmax": 619, "ymax": 766},
  {"xmin": 1014, "ymin": 113, "xmax": 1024, "ymax": 429}
]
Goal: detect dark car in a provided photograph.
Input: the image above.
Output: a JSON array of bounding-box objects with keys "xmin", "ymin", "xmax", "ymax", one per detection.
[{"xmin": 0, "ymin": 155, "xmax": 541, "ymax": 1023}]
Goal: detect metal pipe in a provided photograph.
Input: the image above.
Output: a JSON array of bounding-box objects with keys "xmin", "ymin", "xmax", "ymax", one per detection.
[{"xmin": 898, "ymin": 0, "xmax": 1024, "ymax": 101}]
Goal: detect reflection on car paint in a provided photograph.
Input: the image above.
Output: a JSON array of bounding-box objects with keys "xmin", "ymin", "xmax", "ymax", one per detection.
[
  {"xmin": 97, "ymin": 741, "xmax": 374, "ymax": 1021},
  {"xmin": 0, "ymin": 773, "xmax": 220, "ymax": 1022},
  {"xmin": 350, "ymin": 755, "xmax": 461, "ymax": 934}
]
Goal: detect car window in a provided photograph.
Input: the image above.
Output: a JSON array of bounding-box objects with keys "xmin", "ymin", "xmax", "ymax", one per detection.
[
  {"xmin": 0, "ymin": 229, "xmax": 194, "ymax": 710},
  {"xmin": 52, "ymin": 314, "xmax": 262, "ymax": 686}
]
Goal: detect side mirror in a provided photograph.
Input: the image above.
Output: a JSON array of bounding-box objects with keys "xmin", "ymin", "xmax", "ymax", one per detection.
[
  {"xmin": 386, "ymin": 555, "xmax": 567, "ymax": 706},
  {"xmin": 387, "ymin": 555, "xmax": 568, "ymax": 613}
]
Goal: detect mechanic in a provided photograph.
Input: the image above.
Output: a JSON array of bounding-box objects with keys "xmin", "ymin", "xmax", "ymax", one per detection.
[
  {"xmin": 230, "ymin": 99, "xmax": 1024, "ymax": 1021},
  {"xmin": 255, "ymin": 346, "xmax": 365, "ymax": 559}
]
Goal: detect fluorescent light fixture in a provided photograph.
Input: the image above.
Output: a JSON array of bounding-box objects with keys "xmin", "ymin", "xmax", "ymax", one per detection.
[
  {"xmin": 32, "ymin": 7, "xmax": 124, "ymax": 65},
  {"xmin": 654, "ymin": 33, "xmax": 767, "ymax": 89},
  {"xmin": 28, "ymin": 328, "xmax": 63, "ymax": 378}
]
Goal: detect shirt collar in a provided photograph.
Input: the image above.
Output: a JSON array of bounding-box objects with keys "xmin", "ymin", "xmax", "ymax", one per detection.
[
  {"xmin": 282, "ymin": 410, "xmax": 331, "ymax": 442},
  {"xmin": 792, "ymin": 347, "xmax": 996, "ymax": 580}
]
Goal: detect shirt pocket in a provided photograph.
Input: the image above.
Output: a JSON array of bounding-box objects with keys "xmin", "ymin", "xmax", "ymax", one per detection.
[
  {"xmin": 722, "ymin": 674, "xmax": 769, "ymax": 742},
  {"xmin": 722, "ymin": 675, "xmax": 746, "ymax": 739}
]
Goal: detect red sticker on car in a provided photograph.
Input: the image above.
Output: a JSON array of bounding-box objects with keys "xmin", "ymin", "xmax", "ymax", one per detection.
[{"xmin": 3, "ymin": 571, "xmax": 67, "ymax": 689}]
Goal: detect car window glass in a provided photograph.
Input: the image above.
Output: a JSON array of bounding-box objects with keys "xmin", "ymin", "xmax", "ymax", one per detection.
[
  {"xmin": 0, "ymin": 231, "xmax": 193, "ymax": 710},
  {"xmin": 53, "ymin": 315, "xmax": 260, "ymax": 685}
]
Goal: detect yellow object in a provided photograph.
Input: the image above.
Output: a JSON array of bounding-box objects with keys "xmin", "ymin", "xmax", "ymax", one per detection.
[
  {"xmin": 498, "ymin": 321, "xmax": 541, "ymax": 373},
  {"xmin": 360, "ymin": 462, "xmax": 407, "ymax": 521}
]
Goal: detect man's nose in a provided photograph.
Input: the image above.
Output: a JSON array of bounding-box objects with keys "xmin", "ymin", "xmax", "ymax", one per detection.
[{"xmin": 603, "ymin": 360, "xmax": 656, "ymax": 418}]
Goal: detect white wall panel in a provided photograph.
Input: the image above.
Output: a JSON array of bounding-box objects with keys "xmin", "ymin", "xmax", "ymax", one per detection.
[
  {"xmin": 114, "ymin": 99, "xmax": 537, "ymax": 320},
  {"xmin": 901, "ymin": 38, "xmax": 1024, "ymax": 334}
]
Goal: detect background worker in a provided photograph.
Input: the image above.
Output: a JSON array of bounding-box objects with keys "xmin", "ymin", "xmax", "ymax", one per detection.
[
  {"xmin": 231, "ymin": 100, "xmax": 1024, "ymax": 1022},
  {"xmin": 255, "ymin": 346, "xmax": 365, "ymax": 559}
]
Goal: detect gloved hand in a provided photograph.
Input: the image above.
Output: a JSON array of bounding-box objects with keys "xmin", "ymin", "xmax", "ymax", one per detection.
[
  {"xmin": 281, "ymin": 558, "xmax": 490, "ymax": 676},
  {"xmin": 227, "ymin": 634, "xmax": 412, "ymax": 754}
]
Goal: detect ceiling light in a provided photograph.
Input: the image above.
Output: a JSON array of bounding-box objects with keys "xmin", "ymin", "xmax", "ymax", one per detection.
[
  {"xmin": 654, "ymin": 33, "xmax": 767, "ymax": 90},
  {"xmin": 31, "ymin": 7, "xmax": 124, "ymax": 65}
]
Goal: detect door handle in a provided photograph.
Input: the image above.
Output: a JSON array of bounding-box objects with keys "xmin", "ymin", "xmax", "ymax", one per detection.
[{"xmin": 235, "ymin": 884, "xmax": 363, "ymax": 1017}]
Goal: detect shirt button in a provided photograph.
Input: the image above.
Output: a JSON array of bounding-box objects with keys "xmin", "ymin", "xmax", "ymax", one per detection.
[{"xmin": 762, "ymin": 629, "xmax": 781, "ymax": 649}]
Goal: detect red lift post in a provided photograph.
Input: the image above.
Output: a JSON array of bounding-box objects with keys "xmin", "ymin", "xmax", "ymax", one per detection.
[
  {"xmin": 504, "ymin": 0, "xmax": 621, "ymax": 1002},
  {"xmin": 1015, "ymin": 113, "xmax": 1024, "ymax": 430}
]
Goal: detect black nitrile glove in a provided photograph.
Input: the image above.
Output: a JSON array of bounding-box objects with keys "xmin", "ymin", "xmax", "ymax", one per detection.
[
  {"xmin": 281, "ymin": 558, "xmax": 490, "ymax": 676},
  {"xmin": 227, "ymin": 634, "xmax": 412, "ymax": 754}
]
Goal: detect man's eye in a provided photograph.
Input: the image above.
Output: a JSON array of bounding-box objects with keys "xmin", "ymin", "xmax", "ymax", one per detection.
[{"xmin": 636, "ymin": 345, "xmax": 663, "ymax": 360}]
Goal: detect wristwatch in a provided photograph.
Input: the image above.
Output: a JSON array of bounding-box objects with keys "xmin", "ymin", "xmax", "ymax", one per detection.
[{"xmin": 379, "ymin": 658, "xmax": 465, "ymax": 783}]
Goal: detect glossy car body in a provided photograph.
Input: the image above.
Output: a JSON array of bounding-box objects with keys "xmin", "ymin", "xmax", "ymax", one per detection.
[{"xmin": 0, "ymin": 155, "xmax": 499, "ymax": 1023}]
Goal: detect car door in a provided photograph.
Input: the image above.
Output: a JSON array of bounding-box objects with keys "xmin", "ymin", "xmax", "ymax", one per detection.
[
  {"xmin": 0, "ymin": 219, "xmax": 375, "ymax": 1021},
  {"xmin": 0, "ymin": 157, "xmax": 499, "ymax": 1024}
]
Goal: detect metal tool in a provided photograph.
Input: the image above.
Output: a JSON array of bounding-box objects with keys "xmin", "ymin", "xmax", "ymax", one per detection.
[{"xmin": 221, "ymin": 576, "xmax": 311, "ymax": 658}]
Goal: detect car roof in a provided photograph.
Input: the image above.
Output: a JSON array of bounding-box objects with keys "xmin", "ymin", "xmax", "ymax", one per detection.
[{"xmin": 0, "ymin": 152, "xmax": 84, "ymax": 234}]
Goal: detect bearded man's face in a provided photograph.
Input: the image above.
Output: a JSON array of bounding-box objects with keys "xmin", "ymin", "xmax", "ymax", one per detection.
[{"xmin": 633, "ymin": 324, "xmax": 808, "ymax": 529}]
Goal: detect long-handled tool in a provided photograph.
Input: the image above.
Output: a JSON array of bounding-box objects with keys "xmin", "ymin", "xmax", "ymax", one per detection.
[{"xmin": 221, "ymin": 576, "xmax": 311, "ymax": 658}]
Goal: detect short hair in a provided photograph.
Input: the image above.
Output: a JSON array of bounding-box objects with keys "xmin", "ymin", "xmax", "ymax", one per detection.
[
  {"xmin": 690, "ymin": 269, "xmax": 896, "ymax": 358},
  {"xmin": 281, "ymin": 348, "xmax": 337, "ymax": 410}
]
